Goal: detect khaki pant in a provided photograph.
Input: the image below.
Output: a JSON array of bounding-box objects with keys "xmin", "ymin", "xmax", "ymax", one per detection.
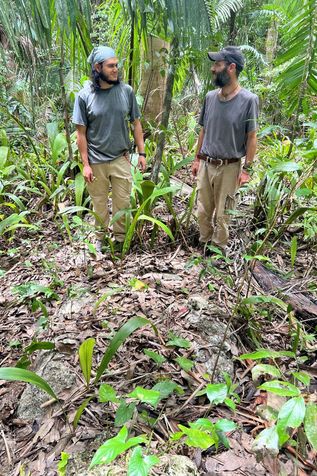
[
  {"xmin": 86, "ymin": 156, "xmax": 132, "ymax": 242},
  {"xmin": 197, "ymin": 160, "xmax": 241, "ymax": 248}
]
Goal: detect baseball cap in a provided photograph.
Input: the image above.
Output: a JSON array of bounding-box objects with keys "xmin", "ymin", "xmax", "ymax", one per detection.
[{"xmin": 208, "ymin": 46, "xmax": 245, "ymax": 71}]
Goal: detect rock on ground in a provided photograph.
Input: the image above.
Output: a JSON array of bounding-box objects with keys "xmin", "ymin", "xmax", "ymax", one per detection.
[
  {"xmin": 17, "ymin": 351, "xmax": 76, "ymax": 420},
  {"xmin": 187, "ymin": 297, "xmax": 235, "ymax": 380},
  {"xmin": 159, "ymin": 455, "xmax": 199, "ymax": 475}
]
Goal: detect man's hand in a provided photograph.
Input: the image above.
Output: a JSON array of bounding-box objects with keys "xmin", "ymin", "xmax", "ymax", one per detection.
[
  {"xmin": 192, "ymin": 158, "xmax": 200, "ymax": 177},
  {"xmin": 238, "ymin": 169, "xmax": 251, "ymax": 187},
  {"xmin": 138, "ymin": 155, "xmax": 146, "ymax": 172},
  {"xmin": 83, "ymin": 164, "xmax": 94, "ymax": 183}
]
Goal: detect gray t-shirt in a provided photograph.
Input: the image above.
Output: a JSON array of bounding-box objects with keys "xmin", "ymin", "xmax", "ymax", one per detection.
[
  {"xmin": 199, "ymin": 88, "xmax": 259, "ymax": 159},
  {"xmin": 72, "ymin": 82, "xmax": 140, "ymax": 163}
]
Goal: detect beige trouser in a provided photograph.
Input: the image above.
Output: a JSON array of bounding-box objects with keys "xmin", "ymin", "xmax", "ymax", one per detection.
[
  {"xmin": 86, "ymin": 156, "xmax": 132, "ymax": 242},
  {"xmin": 197, "ymin": 159, "xmax": 241, "ymax": 248}
]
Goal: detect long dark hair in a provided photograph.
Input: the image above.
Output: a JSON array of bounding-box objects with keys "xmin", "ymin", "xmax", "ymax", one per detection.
[{"xmin": 90, "ymin": 65, "xmax": 102, "ymax": 92}]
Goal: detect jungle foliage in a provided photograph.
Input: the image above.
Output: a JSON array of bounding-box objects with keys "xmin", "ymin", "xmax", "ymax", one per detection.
[{"xmin": 0, "ymin": 0, "xmax": 317, "ymax": 474}]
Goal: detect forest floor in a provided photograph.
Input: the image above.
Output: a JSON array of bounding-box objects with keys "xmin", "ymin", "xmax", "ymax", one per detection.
[{"xmin": 0, "ymin": 173, "xmax": 317, "ymax": 476}]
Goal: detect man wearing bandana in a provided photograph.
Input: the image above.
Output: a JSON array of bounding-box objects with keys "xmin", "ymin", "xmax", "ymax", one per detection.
[
  {"xmin": 192, "ymin": 46, "xmax": 259, "ymax": 254},
  {"xmin": 73, "ymin": 46, "xmax": 146, "ymax": 252}
]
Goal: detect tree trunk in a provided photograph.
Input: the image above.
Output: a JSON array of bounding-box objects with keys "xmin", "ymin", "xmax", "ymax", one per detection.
[
  {"xmin": 265, "ymin": 18, "xmax": 278, "ymax": 64},
  {"xmin": 59, "ymin": 40, "xmax": 73, "ymax": 163},
  {"xmin": 140, "ymin": 35, "xmax": 169, "ymax": 122},
  {"xmin": 151, "ymin": 37, "xmax": 178, "ymax": 184}
]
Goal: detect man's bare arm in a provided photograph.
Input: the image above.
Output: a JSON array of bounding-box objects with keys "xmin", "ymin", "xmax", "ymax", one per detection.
[
  {"xmin": 245, "ymin": 130, "xmax": 257, "ymax": 167},
  {"xmin": 76, "ymin": 125, "xmax": 93, "ymax": 183},
  {"xmin": 192, "ymin": 127, "xmax": 205, "ymax": 177},
  {"xmin": 238, "ymin": 130, "xmax": 257, "ymax": 186},
  {"xmin": 132, "ymin": 119, "xmax": 146, "ymax": 172}
]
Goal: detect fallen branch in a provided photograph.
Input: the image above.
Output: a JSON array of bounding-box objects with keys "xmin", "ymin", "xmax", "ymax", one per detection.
[{"xmin": 252, "ymin": 262, "xmax": 317, "ymax": 322}]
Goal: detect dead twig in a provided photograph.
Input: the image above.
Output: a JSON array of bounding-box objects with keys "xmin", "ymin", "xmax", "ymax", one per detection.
[
  {"xmin": 285, "ymin": 445, "xmax": 317, "ymax": 471},
  {"xmin": 0, "ymin": 426, "xmax": 12, "ymax": 466},
  {"xmin": 239, "ymin": 361, "xmax": 257, "ymax": 380},
  {"xmin": 169, "ymin": 381, "xmax": 205, "ymax": 417}
]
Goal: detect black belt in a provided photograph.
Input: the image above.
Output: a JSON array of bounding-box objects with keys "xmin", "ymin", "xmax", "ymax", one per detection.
[{"xmin": 197, "ymin": 153, "xmax": 240, "ymax": 166}]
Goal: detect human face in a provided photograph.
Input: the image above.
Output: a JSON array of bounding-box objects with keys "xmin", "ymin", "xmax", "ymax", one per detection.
[
  {"xmin": 98, "ymin": 57, "xmax": 120, "ymax": 84},
  {"xmin": 211, "ymin": 60, "xmax": 231, "ymax": 88}
]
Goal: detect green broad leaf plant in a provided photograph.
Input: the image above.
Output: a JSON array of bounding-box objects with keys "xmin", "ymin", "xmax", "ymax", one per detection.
[
  {"xmin": 171, "ymin": 418, "xmax": 237, "ymax": 450},
  {"xmin": 197, "ymin": 372, "xmax": 240, "ymax": 411},
  {"xmin": 239, "ymin": 348, "xmax": 317, "ymax": 454},
  {"xmin": 90, "ymin": 426, "xmax": 147, "ymax": 468}
]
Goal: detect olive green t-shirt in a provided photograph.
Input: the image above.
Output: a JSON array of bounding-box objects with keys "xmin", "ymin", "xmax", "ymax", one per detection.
[
  {"xmin": 198, "ymin": 88, "xmax": 259, "ymax": 159},
  {"xmin": 72, "ymin": 82, "xmax": 140, "ymax": 163}
]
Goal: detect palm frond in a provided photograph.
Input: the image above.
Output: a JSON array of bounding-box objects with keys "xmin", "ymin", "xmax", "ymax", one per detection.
[
  {"xmin": 203, "ymin": 0, "xmax": 244, "ymax": 32},
  {"xmin": 215, "ymin": 0, "xmax": 244, "ymax": 29},
  {"xmin": 249, "ymin": 8, "xmax": 284, "ymax": 21},
  {"xmin": 271, "ymin": 0, "xmax": 303, "ymax": 18},
  {"xmin": 240, "ymin": 44, "xmax": 267, "ymax": 65},
  {"xmin": 203, "ymin": 0, "xmax": 216, "ymax": 32},
  {"xmin": 0, "ymin": 0, "xmax": 91, "ymax": 70},
  {"xmin": 275, "ymin": 0, "xmax": 317, "ymax": 113}
]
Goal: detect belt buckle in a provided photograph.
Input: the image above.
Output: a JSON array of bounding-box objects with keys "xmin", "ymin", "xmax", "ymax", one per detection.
[{"xmin": 207, "ymin": 156, "xmax": 223, "ymax": 166}]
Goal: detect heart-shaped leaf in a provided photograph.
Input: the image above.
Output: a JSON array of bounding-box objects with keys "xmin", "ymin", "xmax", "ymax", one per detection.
[
  {"xmin": 90, "ymin": 426, "xmax": 147, "ymax": 468},
  {"xmin": 127, "ymin": 446, "xmax": 159, "ymax": 476},
  {"xmin": 128, "ymin": 387, "xmax": 161, "ymax": 407}
]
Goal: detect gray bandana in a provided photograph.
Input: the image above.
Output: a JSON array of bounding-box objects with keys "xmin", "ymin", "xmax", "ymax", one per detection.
[{"xmin": 87, "ymin": 46, "xmax": 116, "ymax": 67}]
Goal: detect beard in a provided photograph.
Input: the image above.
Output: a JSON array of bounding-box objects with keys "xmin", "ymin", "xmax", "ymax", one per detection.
[
  {"xmin": 99, "ymin": 71, "xmax": 120, "ymax": 85},
  {"xmin": 213, "ymin": 68, "xmax": 231, "ymax": 88}
]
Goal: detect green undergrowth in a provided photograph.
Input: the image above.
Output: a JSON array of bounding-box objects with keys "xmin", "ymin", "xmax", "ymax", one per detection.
[{"xmin": 1, "ymin": 304, "xmax": 317, "ymax": 475}]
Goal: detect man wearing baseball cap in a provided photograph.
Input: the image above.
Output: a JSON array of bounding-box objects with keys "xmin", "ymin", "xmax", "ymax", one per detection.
[
  {"xmin": 73, "ymin": 46, "xmax": 146, "ymax": 252},
  {"xmin": 192, "ymin": 46, "xmax": 259, "ymax": 254}
]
